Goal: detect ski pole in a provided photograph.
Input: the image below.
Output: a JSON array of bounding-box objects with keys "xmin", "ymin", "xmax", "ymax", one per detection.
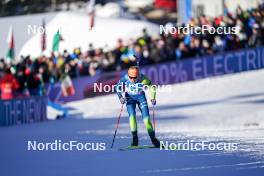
[
  {"xmin": 152, "ymin": 104, "xmax": 156, "ymax": 131},
  {"xmin": 110, "ymin": 104, "xmax": 124, "ymax": 148}
]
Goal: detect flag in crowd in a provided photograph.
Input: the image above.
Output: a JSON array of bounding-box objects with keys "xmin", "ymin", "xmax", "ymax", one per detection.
[
  {"xmin": 6, "ymin": 26, "xmax": 15, "ymax": 61},
  {"xmin": 41, "ymin": 18, "xmax": 46, "ymax": 53},
  {"xmin": 86, "ymin": 0, "xmax": 96, "ymax": 30},
  {"xmin": 52, "ymin": 30, "xmax": 63, "ymax": 52},
  {"xmin": 61, "ymin": 75, "xmax": 75, "ymax": 97},
  {"xmin": 177, "ymin": 0, "xmax": 192, "ymax": 24}
]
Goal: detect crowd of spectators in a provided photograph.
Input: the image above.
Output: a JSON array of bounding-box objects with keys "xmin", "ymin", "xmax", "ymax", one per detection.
[{"xmin": 0, "ymin": 3, "xmax": 264, "ymax": 99}]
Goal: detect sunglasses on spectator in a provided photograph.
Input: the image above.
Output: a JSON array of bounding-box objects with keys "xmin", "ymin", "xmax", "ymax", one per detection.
[{"xmin": 129, "ymin": 76, "xmax": 138, "ymax": 80}]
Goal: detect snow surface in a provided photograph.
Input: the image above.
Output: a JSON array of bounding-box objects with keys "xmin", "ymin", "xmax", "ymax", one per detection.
[
  {"xmin": 1, "ymin": 69, "xmax": 264, "ymax": 176},
  {"xmin": 19, "ymin": 12, "xmax": 159, "ymax": 57}
]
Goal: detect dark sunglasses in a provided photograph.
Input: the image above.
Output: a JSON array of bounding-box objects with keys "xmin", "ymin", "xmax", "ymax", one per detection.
[{"xmin": 129, "ymin": 76, "xmax": 138, "ymax": 80}]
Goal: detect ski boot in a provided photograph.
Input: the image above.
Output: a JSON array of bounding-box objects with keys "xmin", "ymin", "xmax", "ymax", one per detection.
[
  {"xmin": 149, "ymin": 132, "xmax": 161, "ymax": 148},
  {"xmin": 131, "ymin": 131, "xmax": 138, "ymax": 146}
]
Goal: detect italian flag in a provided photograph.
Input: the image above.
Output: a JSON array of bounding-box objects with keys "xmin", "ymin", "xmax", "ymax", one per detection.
[
  {"xmin": 6, "ymin": 26, "xmax": 15, "ymax": 61},
  {"xmin": 61, "ymin": 75, "xmax": 75, "ymax": 97}
]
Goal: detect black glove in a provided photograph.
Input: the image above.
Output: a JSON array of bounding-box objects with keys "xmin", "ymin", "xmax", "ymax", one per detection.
[
  {"xmin": 151, "ymin": 99, "xmax": 156, "ymax": 105},
  {"xmin": 119, "ymin": 97, "xmax": 126, "ymax": 104}
]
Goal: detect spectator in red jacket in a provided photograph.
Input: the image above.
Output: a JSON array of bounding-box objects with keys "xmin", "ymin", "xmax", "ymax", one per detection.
[{"xmin": 0, "ymin": 68, "xmax": 19, "ymax": 100}]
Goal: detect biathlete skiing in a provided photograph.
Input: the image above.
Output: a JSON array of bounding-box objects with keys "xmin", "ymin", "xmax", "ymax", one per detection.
[{"xmin": 114, "ymin": 66, "xmax": 161, "ymax": 148}]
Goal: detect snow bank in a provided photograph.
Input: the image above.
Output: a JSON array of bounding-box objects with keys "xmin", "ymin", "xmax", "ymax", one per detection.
[{"xmin": 0, "ymin": 11, "xmax": 159, "ymax": 59}]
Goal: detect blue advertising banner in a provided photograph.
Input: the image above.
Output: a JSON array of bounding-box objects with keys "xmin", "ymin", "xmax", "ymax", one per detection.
[
  {"xmin": 0, "ymin": 96, "xmax": 47, "ymax": 126},
  {"xmin": 141, "ymin": 47, "xmax": 264, "ymax": 84},
  {"xmin": 47, "ymin": 47, "xmax": 264, "ymax": 103}
]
